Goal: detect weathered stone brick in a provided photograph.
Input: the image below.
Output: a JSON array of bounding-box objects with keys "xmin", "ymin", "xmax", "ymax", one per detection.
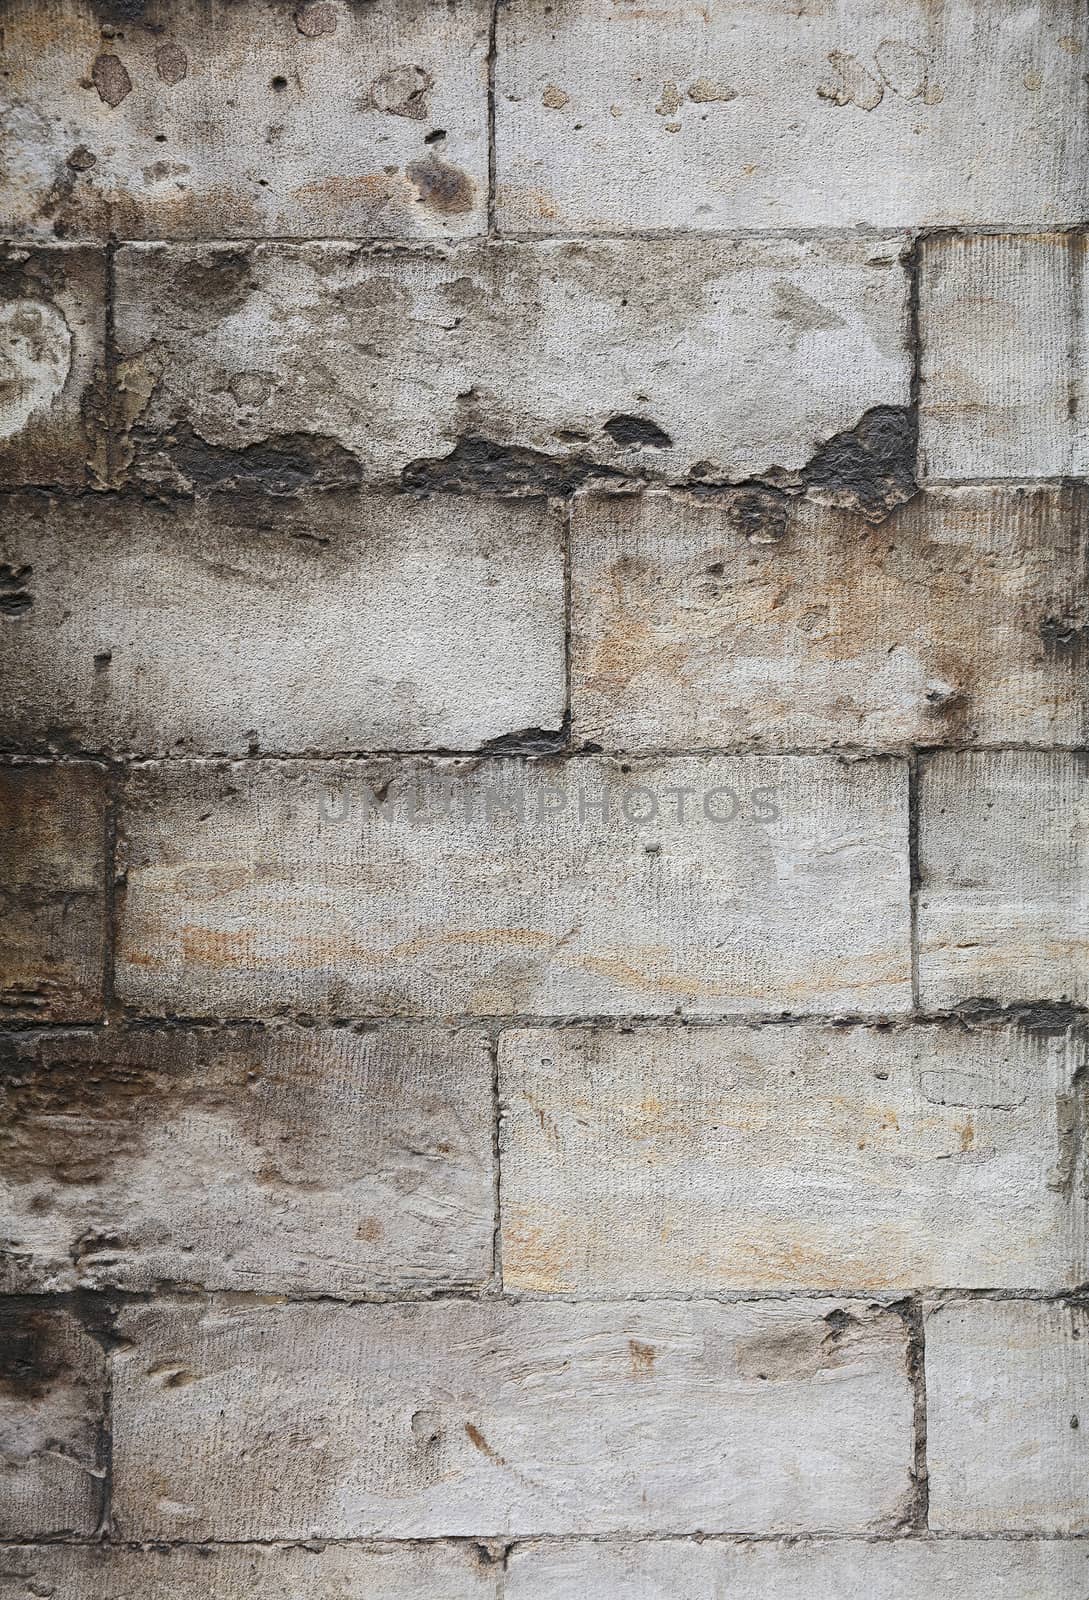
[
  {"xmin": 110, "ymin": 1296, "xmax": 914, "ymax": 1537},
  {"xmin": 0, "ymin": 764, "xmax": 107, "ymax": 1023},
  {"xmin": 113, "ymin": 237, "xmax": 910, "ymax": 489},
  {"xmin": 927, "ymin": 1298, "xmax": 1089, "ymax": 1533},
  {"xmin": 0, "ymin": 1024, "xmax": 493, "ymax": 1296},
  {"xmin": 0, "ymin": 247, "xmax": 106, "ymax": 488},
  {"xmin": 0, "ymin": 1542, "xmax": 499, "ymax": 1600},
  {"xmin": 0, "ymin": 1304, "xmax": 105, "ymax": 1537},
  {"xmin": 571, "ymin": 485, "xmax": 1089, "ymax": 752},
  {"xmin": 496, "ymin": 0, "xmax": 1088, "ymax": 233},
  {"xmin": 0, "ymin": 0, "xmax": 488, "ymax": 240},
  {"xmin": 918, "ymin": 750, "xmax": 1089, "ymax": 1008},
  {"xmin": 919, "ymin": 234, "xmax": 1089, "ymax": 480},
  {"xmin": 114, "ymin": 755, "xmax": 911, "ymax": 1019},
  {"xmin": 0, "ymin": 492, "xmax": 564, "ymax": 755},
  {"xmin": 499, "ymin": 1021, "xmax": 1086, "ymax": 1295},
  {"xmin": 506, "ymin": 1537, "xmax": 1089, "ymax": 1598}
]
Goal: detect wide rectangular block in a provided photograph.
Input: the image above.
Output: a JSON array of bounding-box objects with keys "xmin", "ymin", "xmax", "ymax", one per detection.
[
  {"xmin": 496, "ymin": 0, "xmax": 1088, "ymax": 233},
  {"xmin": 499, "ymin": 1022, "xmax": 1086, "ymax": 1294},
  {"xmin": 506, "ymin": 1537, "xmax": 1089, "ymax": 1599},
  {"xmin": 0, "ymin": 1024, "xmax": 493, "ymax": 1296},
  {"xmin": 918, "ymin": 751, "xmax": 1089, "ymax": 1008},
  {"xmin": 0, "ymin": 1542, "xmax": 498, "ymax": 1600},
  {"xmin": 571, "ymin": 485, "xmax": 1089, "ymax": 752},
  {"xmin": 114, "ymin": 237, "xmax": 910, "ymax": 490},
  {"xmin": 0, "ymin": 764, "xmax": 107, "ymax": 1023},
  {"xmin": 920, "ymin": 235, "xmax": 1089, "ymax": 480},
  {"xmin": 115, "ymin": 755, "xmax": 912, "ymax": 1019},
  {"xmin": 111, "ymin": 1296, "xmax": 914, "ymax": 1537},
  {"xmin": 0, "ymin": 492, "xmax": 564, "ymax": 755},
  {"xmin": 0, "ymin": 1303, "xmax": 105, "ymax": 1536},
  {"xmin": 927, "ymin": 1298, "xmax": 1089, "ymax": 1533},
  {"xmin": 0, "ymin": 0, "xmax": 488, "ymax": 240},
  {"xmin": 0, "ymin": 247, "xmax": 107, "ymax": 488}
]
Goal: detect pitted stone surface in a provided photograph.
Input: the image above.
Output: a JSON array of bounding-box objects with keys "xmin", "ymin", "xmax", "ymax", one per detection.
[
  {"xmin": 499, "ymin": 1021, "xmax": 1087, "ymax": 1294},
  {"xmin": 920, "ymin": 234, "xmax": 1089, "ymax": 480},
  {"xmin": 0, "ymin": 247, "xmax": 106, "ymax": 487},
  {"xmin": 0, "ymin": 1543, "xmax": 499, "ymax": 1600},
  {"xmin": 0, "ymin": 1024, "xmax": 494, "ymax": 1296},
  {"xmin": 927, "ymin": 1298, "xmax": 1089, "ymax": 1534},
  {"xmin": 113, "ymin": 755, "xmax": 912, "ymax": 1019},
  {"xmin": 506, "ymin": 1537, "xmax": 1089, "ymax": 1598},
  {"xmin": 570, "ymin": 484, "xmax": 1089, "ymax": 751},
  {"xmin": 0, "ymin": 0, "xmax": 489, "ymax": 240},
  {"xmin": 113, "ymin": 236, "xmax": 911, "ymax": 489},
  {"xmin": 0, "ymin": 1305, "xmax": 105, "ymax": 1538},
  {"xmin": 496, "ymin": 0, "xmax": 1088, "ymax": 233},
  {"xmin": 110, "ymin": 1296, "xmax": 914, "ymax": 1538},
  {"xmin": 0, "ymin": 492, "xmax": 565, "ymax": 755},
  {"xmin": 918, "ymin": 750, "xmax": 1089, "ymax": 1008},
  {"xmin": 0, "ymin": 763, "xmax": 107, "ymax": 1023}
]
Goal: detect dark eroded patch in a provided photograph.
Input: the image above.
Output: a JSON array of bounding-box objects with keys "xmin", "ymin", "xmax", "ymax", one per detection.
[
  {"xmin": 0, "ymin": 1039, "xmax": 160, "ymax": 1185},
  {"xmin": 406, "ymin": 156, "xmax": 474, "ymax": 215},
  {"xmin": 801, "ymin": 404, "xmax": 917, "ymax": 522},
  {"xmin": 603, "ymin": 414, "xmax": 673, "ymax": 450},
  {"xmin": 134, "ymin": 426, "xmax": 362, "ymax": 498},
  {"xmin": 401, "ymin": 435, "xmax": 625, "ymax": 497},
  {"xmin": 0, "ymin": 563, "xmax": 33, "ymax": 616},
  {"xmin": 0, "ymin": 1306, "xmax": 68, "ymax": 1401},
  {"xmin": 90, "ymin": 53, "xmax": 133, "ymax": 109}
]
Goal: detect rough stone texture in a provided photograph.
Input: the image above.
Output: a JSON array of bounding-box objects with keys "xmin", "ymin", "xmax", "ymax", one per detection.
[
  {"xmin": 0, "ymin": 246, "xmax": 106, "ymax": 488},
  {"xmin": 498, "ymin": 1021, "xmax": 1087, "ymax": 1295},
  {"xmin": 110, "ymin": 1296, "xmax": 914, "ymax": 1538},
  {"xmin": 114, "ymin": 755, "xmax": 911, "ymax": 1019},
  {"xmin": 496, "ymin": 1, "xmax": 1088, "ymax": 234},
  {"xmin": 113, "ymin": 237, "xmax": 911, "ymax": 489},
  {"xmin": 570, "ymin": 484, "xmax": 1089, "ymax": 752},
  {"xmin": 0, "ymin": 763, "xmax": 107, "ymax": 1023},
  {"xmin": 506, "ymin": 1536, "xmax": 1089, "ymax": 1599},
  {"xmin": 0, "ymin": 1304, "xmax": 105, "ymax": 1537},
  {"xmin": 0, "ymin": 0, "xmax": 489, "ymax": 240},
  {"xmin": 0, "ymin": 1024, "xmax": 494, "ymax": 1296},
  {"xmin": 0, "ymin": 1542, "xmax": 499, "ymax": 1600},
  {"xmin": 918, "ymin": 750, "xmax": 1089, "ymax": 1008},
  {"xmin": 0, "ymin": 492, "xmax": 565, "ymax": 755},
  {"xmin": 919, "ymin": 234, "xmax": 1089, "ymax": 481},
  {"xmin": 927, "ymin": 1298, "xmax": 1089, "ymax": 1534}
]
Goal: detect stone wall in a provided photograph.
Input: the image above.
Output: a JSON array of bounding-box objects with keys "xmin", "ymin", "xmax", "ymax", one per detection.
[{"xmin": 0, "ymin": 1, "xmax": 1087, "ymax": 1594}]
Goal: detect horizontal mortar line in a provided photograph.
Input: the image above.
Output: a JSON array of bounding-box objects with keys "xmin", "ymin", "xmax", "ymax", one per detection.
[
  {"xmin": 3, "ymin": 1531, "xmax": 1088, "ymax": 1551},
  {"xmin": 2, "ymin": 477, "xmax": 1086, "ymax": 505},
  {"xmin": 4, "ymin": 742, "xmax": 1089, "ymax": 767},
  {"xmin": 8, "ymin": 222, "xmax": 1088, "ymax": 250},
  {"xmin": 1, "ymin": 1287, "xmax": 1082, "ymax": 1311},
  {"xmin": 918, "ymin": 475, "xmax": 1089, "ymax": 489},
  {"xmin": 8, "ymin": 1004, "xmax": 1087, "ymax": 1034}
]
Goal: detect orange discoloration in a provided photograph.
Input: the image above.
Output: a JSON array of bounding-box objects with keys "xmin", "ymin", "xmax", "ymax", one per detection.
[{"xmin": 628, "ymin": 1339, "xmax": 657, "ymax": 1376}]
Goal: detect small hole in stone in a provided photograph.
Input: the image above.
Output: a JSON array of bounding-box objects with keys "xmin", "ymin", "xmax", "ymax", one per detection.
[
  {"xmin": 271, "ymin": 75, "xmax": 288, "ymax": 91},
  {"xmin": 424, "ymin": 128, "xmax": 446, "ymax": 144}
]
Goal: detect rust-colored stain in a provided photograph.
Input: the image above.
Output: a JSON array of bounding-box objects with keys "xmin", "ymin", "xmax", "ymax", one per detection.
[
  {"xmin": 464, "ymin": 1421, "xmax": 509, "ymax": 1466},
  {"xmin": 628, "ymin": 1339, "xmax": 657, "ymax": 1376}
]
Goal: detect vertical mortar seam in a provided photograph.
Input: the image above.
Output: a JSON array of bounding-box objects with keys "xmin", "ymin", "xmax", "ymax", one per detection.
[
  {"xmin": 486, "ymin": 0, "xmax": 499, "ymax": 236},
  {"xmin": 908, "ymin": 749, "xmax": 921, "ymax": 1015}
]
